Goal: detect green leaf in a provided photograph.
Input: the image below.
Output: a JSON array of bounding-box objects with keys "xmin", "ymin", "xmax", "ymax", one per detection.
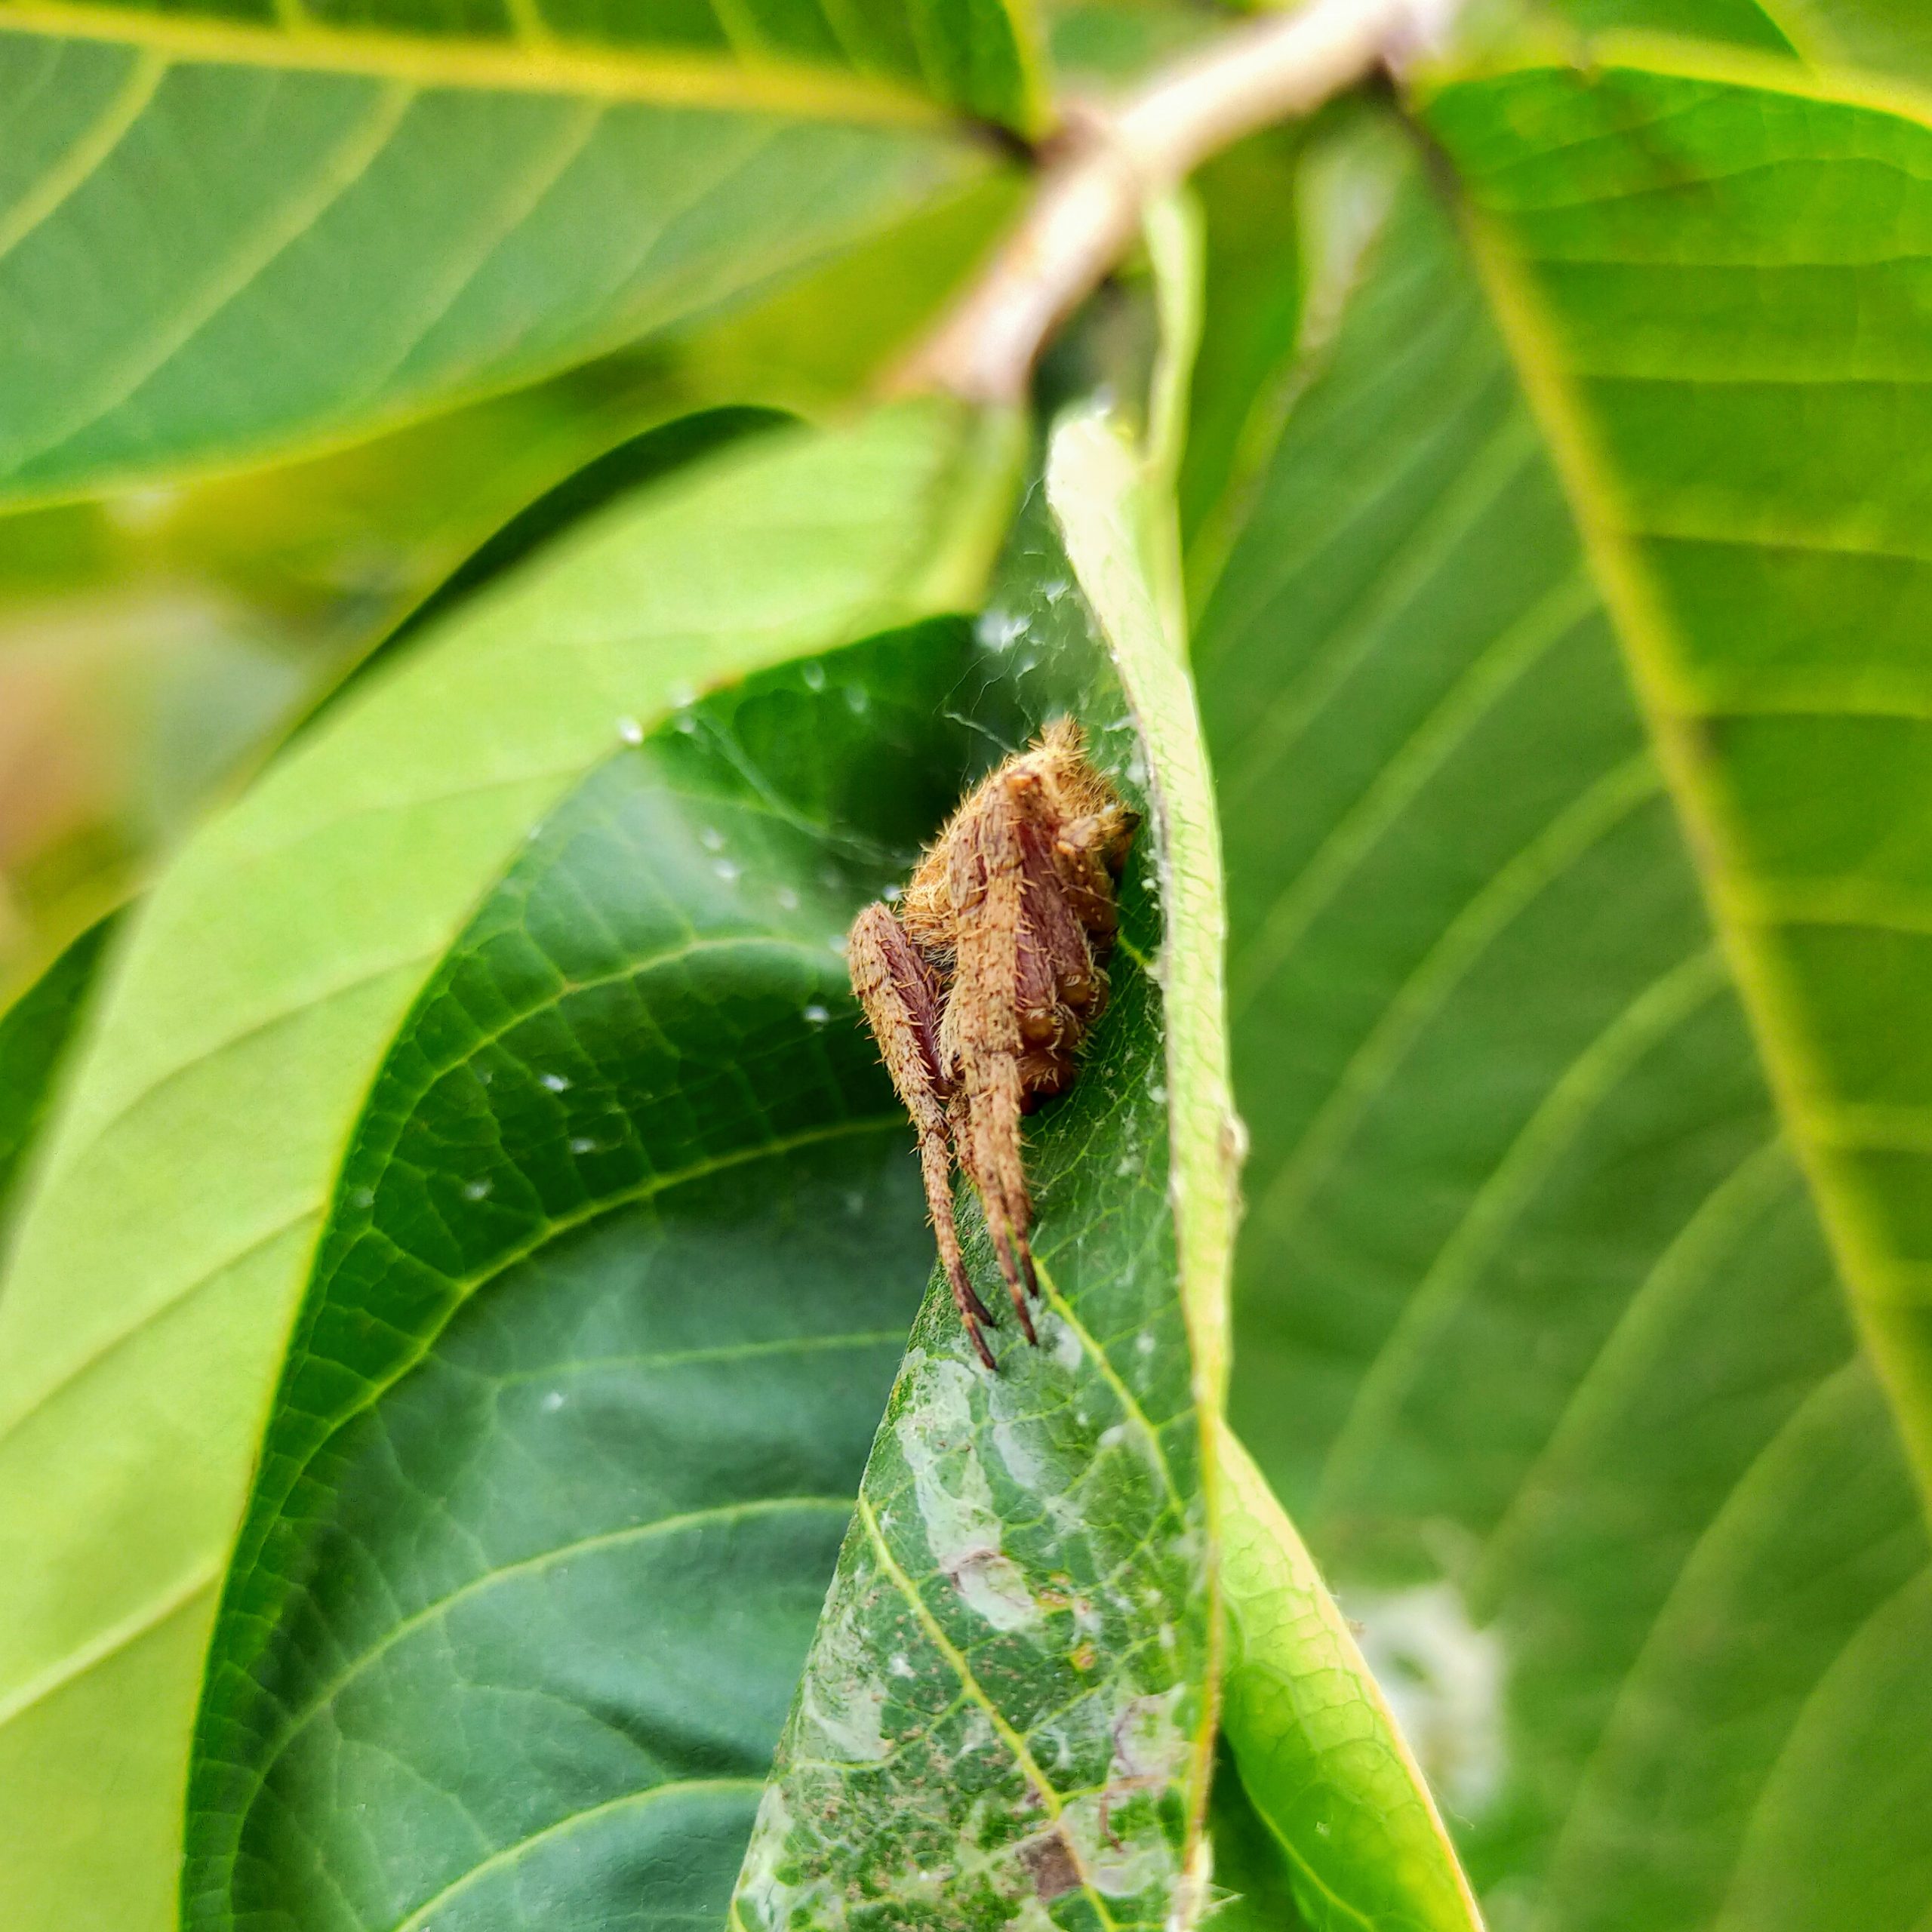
[
  {"xmin": 1177, "ymin": 121, "xmax": 1305, "ymax": 577},
  {"xmin": 1217, "ymin": 1423, "xmax": 1481, "ymax": 1932},
  {"xmin": 0, "ymin": 399, "xmax": 1020, "ymax": 1932},
  {"xmin": 1534, "ymin": 2, "xmax": 1932, "ymax": 85},
  {"xmin": 1523, "ymin": 2, "xmax": 1794, "ymax": 57},
  {"xmin": 0, "ymin": 167, "xmax": 1017, "ymax": 968},
  {"xmin": 187, "ymin": 617, "xmax": 1004, "ymax": 1932},
  {"xmin": 0, "ymin": 0, "xmax": 1035, "ymax": 505},
  {"xmin": 730, "ymin": 393, "xmax": 1239, "ymax": 1930},
  {"xmin": 1796, "ymin": 2, "xmax": 1932, "ymax": 82},
  {"xmin": 0, "ymin": 912, "xmax": 116, "ymax": 1241},
  {"xmin": 294, "ymin": 401, "xmax": 795, "ymax": 731},
  {"xmin": 1204, "ymin": 1743, "xmax": 1311, "ymax": 1932},
  {"xmin": 1201, "ymin": 68, "xmax": 1932, "ymax": 1932},
  {"xmin": 1426, "ymin": 43, "xmax": 1932, "ymax": 1502}
]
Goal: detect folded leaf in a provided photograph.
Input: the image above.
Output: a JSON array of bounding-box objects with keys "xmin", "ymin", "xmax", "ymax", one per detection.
[
  {"xmin": 1204, "ymin": 1744, "xmax": 1311, "ymax": 1932},
  {"xmin": 731, "ymin": 399, "xmax": 1239, "ymax": 1932},
  {"xmin": 1218, "ymin": 1424, "xmax": 1481, "ymax": 1932}
]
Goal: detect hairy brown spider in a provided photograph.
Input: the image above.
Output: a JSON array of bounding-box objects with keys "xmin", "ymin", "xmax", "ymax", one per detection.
[{"xmin": 848, "ymin": 718, "xmax": 1137, "ymax": 1368}]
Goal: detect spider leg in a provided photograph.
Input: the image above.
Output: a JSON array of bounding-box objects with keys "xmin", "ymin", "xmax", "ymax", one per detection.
[
  {"xmin": 956, "ymin": 1063, "xmax": 1039, "ymax": 1342},
  {"xmin": 921, "ymin": 1120, "xmax": 999, "ymax": 1345},
  {"xmin": 1051, "ymin": 814, "xmax": 1127, "ymax": 946},
  {"xmin": 943, "ymin": 782, "xmax": 1047, "ymax": 1342},
  {"xmin": 848, "ymin": 903, "xmax": 998, "ymax": 1362},
  {"xmin": 1017, "ymin": 817, "xmax": 1107, "ymax": 1026}
]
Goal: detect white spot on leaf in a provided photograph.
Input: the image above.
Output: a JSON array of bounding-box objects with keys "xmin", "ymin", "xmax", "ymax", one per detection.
[{"xmin": 895, "ymin": 1359, "xmax": 1041, "ymax": 1632}]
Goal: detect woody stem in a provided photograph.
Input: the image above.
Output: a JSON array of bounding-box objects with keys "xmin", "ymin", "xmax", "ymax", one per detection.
[{"xmin": 894, "ymin": 0, "xmax": 1461, "ymax": 405}]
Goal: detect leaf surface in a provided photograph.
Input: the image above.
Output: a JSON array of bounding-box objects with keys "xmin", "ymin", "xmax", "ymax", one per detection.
[
  {"xmin": 187, "ymin": 618, "xmax": 1011, "ymax": 1932},
  {"xmin": 0, "ymin": 0, "xmax": 1032, "ymax": 503},
  {"xmin": 1426, "ymin": 43, "xmax": 1932, "ymax": 1509},
  {"xmin": 1217, "ymin": 1426, "xmax": 1481, "ymax": 1932},
  {"xmin": 1543, "ymin": 1, "xmax": 1932, "ymax": 82},
  {"xmin": 1200, "ymin": 73, "xmax": 1932, "ymax": 1932},
  {"xmin": 0, "ymin": 914, "xmax": 115, "ymax": 1240},
  {"xmin": 730, "ymin": 393, "xmax": 1238, "ymax": 1931},
  {"xmin": 0, "ymin": 399, "xmax": 1017, "ymax": 1932}
]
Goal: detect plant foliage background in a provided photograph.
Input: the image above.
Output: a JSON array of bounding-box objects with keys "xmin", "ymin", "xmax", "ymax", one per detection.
[{"xmin": 2, "ymin": 1, "xmax": 1931, "ymax": 1930}]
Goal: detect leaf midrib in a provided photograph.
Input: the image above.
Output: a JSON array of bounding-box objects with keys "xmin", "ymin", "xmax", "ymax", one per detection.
[
  {"xmin": 1426, "ymin": 60, "xmax": 1932, "ymax": 1517},
  {"xmin": 0, "ymin": 0, "xmax": 956, "ymax": 124},
  {"xmin": 1453, "ymin": 188, "xmax": 1932, "ymax": 1530},
  {"xmin": 852, "ymin": 1491, "xmax": 1126, "ymax": 1932}
]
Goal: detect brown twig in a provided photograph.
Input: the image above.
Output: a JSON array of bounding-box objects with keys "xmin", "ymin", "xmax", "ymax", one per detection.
[{"xmin": 894, "ymin": 0, "xmax": 1461, "ymax": 404}]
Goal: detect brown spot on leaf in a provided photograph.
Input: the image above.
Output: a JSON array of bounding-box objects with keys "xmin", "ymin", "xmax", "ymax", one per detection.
[{"xmin": 1020, "ymin": 1829, "xmax": 1081, "ymax": 1902}]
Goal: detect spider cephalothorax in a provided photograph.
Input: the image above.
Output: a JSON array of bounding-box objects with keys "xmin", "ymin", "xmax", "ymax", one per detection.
[{"xmin": 848, "ymin": 718, "xmax": 1137, "ymax": 1367}]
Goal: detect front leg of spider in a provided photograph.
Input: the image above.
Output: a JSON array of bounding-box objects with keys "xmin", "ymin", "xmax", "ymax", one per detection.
[
  {"xmin": 848, "ymin": 903, "xmax": 1001, "ymax": 1368},
  {"xmin": 943, "ymin": 772, "xmax": 1043, "ymax": 1346}
]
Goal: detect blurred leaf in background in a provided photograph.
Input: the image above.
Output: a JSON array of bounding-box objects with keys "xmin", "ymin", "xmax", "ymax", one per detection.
[
  {"xmin": 1201, "ymin": 38, "xmax": 1932, "ymax": 1932},
  {"xmin": 0, "ymin": 167, "xmax": 1017, "ymax": 998}
]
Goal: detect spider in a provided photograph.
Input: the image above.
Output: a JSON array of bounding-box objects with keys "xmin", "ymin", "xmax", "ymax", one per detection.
[{"xmin": 848, "ymin": 718, "xmax": 1138, "ymax": 1368}]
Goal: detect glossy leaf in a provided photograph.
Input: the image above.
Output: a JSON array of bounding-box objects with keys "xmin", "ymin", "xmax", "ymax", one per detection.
[
  {"xmin": 0, "ymin": 400, "xmax": 1019, "ymax": 1932},
  {"xmin": 1218, "ymin": 1425, "xmax": 1481, "ymax": 1932},
  {"xmin": 0, "ymin": 0, "xmax": 1033, "ymax": 503},
  {"xmin": 1205, "ymin": 1744, "xmax": 1311, "ymax": 1932},
  {"xmin": 731, "ymin": 396, "xmax": 1238, "ymax": 1932},
  {"xmin": 187, "ymin": 620, "xmax": 1006, "ymax": 1932},
  {"xmin": 1202, "ymin": 72, "xmax": 1932, "ymax": 1932}
]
